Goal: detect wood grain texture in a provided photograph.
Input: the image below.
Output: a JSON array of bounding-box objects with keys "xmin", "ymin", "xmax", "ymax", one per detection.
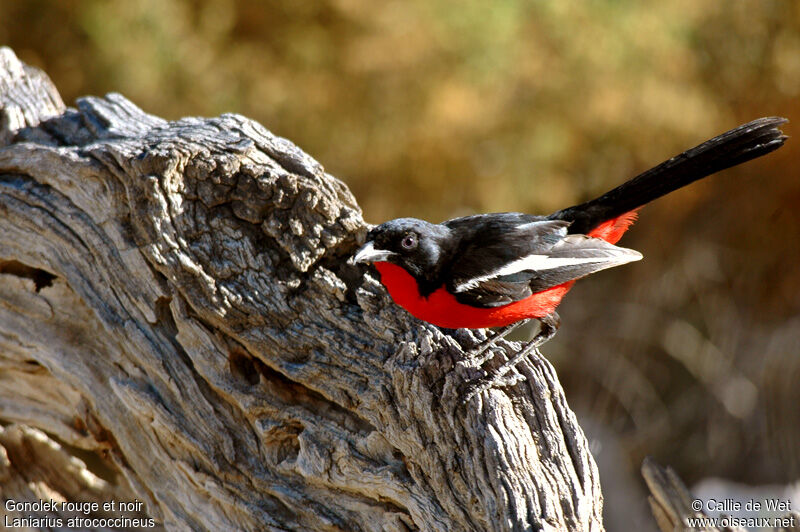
[
  {"xmin": 642, "ymin": 458, "xmax": 800, "ymax": 532},
  {"xmin": 0, "ymin": 46, "xmax": 603, "ymax": 531}
]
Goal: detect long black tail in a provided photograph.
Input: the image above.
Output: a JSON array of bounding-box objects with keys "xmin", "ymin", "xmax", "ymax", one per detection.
[{"xmin": 550, "ymin": 117, "xmax": 788, "ymax": 234}]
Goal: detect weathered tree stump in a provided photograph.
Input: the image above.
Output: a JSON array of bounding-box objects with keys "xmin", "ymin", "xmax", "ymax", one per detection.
[
  {"xmin": 642, "ymin": 458, "xmax": 800, "ymax": 532},
  {"xmin": 0, "ymin": 47, "xmax": 603, "ymax": 531}
]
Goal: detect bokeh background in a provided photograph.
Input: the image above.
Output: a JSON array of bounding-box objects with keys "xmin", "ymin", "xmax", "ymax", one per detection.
[{"xmin": 3, "ymin": 1, "xmax": 799, "ymax": 529}]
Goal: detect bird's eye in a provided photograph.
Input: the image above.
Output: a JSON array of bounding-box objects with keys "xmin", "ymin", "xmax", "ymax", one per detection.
[{"xmin": 401, "ymin": 233, "xmax": 418, "ymax": 250}]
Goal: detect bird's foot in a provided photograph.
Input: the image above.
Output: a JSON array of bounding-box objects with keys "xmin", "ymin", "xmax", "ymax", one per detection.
[
  {"xmin": 458, "ymin": 364, "xmax": 529, "ymax": 406},
  {"xmin": 459, "ymin": 312, "xmax": 560, "ymax": 406},
  {"xmin": 461, "ymin": 321, "xmax": 526, "ymax": 367}
]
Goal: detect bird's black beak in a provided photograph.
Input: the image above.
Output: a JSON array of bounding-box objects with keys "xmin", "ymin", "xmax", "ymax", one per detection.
[{"xmin": 349, "ymin": 241, "xmax": 397, "ymax": 264}]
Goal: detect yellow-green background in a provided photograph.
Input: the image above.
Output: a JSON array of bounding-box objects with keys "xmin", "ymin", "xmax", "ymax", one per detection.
[{"xmin": 3, "ymin": 1, "xmax": 799, "ymax": 528}]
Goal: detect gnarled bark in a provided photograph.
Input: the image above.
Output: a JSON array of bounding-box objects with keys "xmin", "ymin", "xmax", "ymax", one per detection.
[
  {"xmin": 642, "ymin": 458, "xmax": 800, "ymax": 532},
  {"xmin": 0, "ymin": 47, "xmax": 603, "ymax": 531}
]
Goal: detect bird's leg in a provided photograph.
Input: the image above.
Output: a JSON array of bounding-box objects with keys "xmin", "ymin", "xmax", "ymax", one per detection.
[
  {"xmin": 492, "ymin": 312, "xmax": 560, "ymax": 380},
  {"xmin": 463, "ymin": 320, "xmax": 529, "ymax": 366},
  {"xmin": 460, "ymin": 312, "xmax": 561, "ymax": 405}
]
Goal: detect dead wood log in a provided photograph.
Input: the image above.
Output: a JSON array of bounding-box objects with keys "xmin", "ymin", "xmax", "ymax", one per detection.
[
  {"xmin": 643, "ymin": 457, "xmax": 800, "ymax": 532},
  {"xmin": 0, "ymin": 46, "xmax": 603, "ymax": 531}
]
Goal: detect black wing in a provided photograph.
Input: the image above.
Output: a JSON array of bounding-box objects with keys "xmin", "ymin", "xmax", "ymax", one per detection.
[{"xmin": 442, "ymin": 215, "xmax": 642, "ymax": 308}]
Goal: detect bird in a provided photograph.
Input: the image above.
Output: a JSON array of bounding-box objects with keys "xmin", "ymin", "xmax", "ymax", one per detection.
[{"xmin": 351, "ymin": 117, "xmax": 787, "ymax": 399}]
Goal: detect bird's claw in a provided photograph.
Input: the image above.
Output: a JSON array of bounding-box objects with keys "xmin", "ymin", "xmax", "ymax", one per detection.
[
  {"xmin": 461, "ymin": 321, "xmax": 526, "ymax": 366},
  {"xmin": 458, "ymin": 370, "xmax": 526, "ymax": 406},
  {"xmin": 457, "ymin": 313, "xmax": 560, "ymax": 407}
]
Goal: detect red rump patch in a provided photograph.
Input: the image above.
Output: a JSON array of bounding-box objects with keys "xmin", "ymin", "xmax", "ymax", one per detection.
[
  {"xmin": 373, "ymin": 208, "xmax": 640, "ymax": 328},
  {"xmin": 586, "ymin": 209, "xmax": 639, "ymax": 244}
]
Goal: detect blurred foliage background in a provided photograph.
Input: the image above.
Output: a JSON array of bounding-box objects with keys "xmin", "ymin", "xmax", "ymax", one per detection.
[{"xmin": 2, "ymin": 0, "xmax": 799, "ymax": 529}]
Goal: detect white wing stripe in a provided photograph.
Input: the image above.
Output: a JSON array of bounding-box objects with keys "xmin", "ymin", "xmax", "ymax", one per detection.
[{"xmin": 454, "ymin": 247, "xmax": 642, "ymax": 293}]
